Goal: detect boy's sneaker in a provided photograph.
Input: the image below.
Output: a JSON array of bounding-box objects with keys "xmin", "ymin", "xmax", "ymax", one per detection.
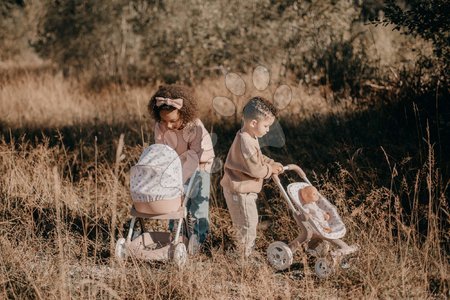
[
  {"xmin": 331, "ymin": 244, "xmax": 359, "ymax": 257},
  {"xmin": 307, "ymin": 241, "xmax": 330, "ymax": 257}
]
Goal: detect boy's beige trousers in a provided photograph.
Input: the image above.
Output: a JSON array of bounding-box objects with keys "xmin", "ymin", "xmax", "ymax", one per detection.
[{"xmin": 223, "ymin": 188, "xmax": 258, "ymax": 257}]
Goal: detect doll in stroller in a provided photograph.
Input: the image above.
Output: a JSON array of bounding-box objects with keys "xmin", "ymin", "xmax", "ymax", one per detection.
[
  {"xmin": 115, "ymin": 144, "xmax": 197, "ymax": 267},
  {"xmin": 266, "ymin": 164, "xmax": 358, "ymax": 278}
]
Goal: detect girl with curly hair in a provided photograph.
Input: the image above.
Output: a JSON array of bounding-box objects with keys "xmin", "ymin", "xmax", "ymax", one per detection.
[{"xmin": 148, "ymin": 84, "xmax": 215, "ymax": 251}]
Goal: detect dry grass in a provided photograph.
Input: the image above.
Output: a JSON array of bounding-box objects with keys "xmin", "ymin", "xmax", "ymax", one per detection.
[
  {"xmin": 0, "ymin": 64, "xmax": 360, "ymax": 130},
  {"xmin": 0, "ymin": 70, "xmax": 448, "ymax": 299},
  {"xmin": 0, "ymin": 70, "xmax": 152, "ymax": 128}
]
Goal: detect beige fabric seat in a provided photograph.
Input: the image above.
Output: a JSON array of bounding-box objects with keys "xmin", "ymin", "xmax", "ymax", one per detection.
[{"xmin": 132, "ymin": 198, "xmax": 185, "ymax": 219}]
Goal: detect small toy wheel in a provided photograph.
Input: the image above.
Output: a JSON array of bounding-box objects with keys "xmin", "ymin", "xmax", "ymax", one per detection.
[
  {"xmin": 173, "ymin": 243, "xmax": 188, "ymax": 267},
  {"xmin": 267, "ymin": 241, "xmax": 293, "ymax": 271},
  {"xmin": 115, "ymin": 238, "xmax": 126, "ymax": 261},
  {"xmin": 314, "ymin": 258, "xmax": 334, "ymax": 278}
]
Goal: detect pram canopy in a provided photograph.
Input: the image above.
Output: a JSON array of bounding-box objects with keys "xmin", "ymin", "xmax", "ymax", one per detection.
[{"xmin": 130, "ymin": 144, "xmax": 184, "ymax": 202}]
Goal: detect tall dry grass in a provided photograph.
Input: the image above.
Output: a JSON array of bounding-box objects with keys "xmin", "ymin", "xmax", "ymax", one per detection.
[
  {"xmin": 0, "ymin": 63, "xmax": 363, "ymax": 129},
  {"xmin": 0, "ymin": 70, "xmax": 448, "ymax": 299}
]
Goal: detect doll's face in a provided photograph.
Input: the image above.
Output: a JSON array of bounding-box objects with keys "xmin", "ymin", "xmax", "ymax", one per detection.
[{"xmin": 299, "ymin": 186, "xmax": 319, "ymax": 204}]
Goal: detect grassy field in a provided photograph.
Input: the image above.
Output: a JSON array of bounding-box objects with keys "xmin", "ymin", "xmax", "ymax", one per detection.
[{"xmin": 0, "ymin": 67, "xmax": 448, "ymax": 299}]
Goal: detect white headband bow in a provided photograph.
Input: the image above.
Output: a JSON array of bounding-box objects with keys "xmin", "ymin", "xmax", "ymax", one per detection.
[{"xmin": 155, "ymin": 97, "xmax": 184, "ymax": 109}]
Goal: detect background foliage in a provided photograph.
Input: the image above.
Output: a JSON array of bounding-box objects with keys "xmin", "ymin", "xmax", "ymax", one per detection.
[
  {"xmin": 0, "ymin": 1, "xmax": 448, "ymax": 298},
  {"xmin": 2, "ymin": 0, "xmax": 447, "ymax": 99}
]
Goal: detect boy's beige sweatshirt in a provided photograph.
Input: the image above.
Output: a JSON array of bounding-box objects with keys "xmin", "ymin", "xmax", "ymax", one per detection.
[
  {"xmin": 220, "ymin": 130, "xmax": 274, "ymax": 193},
  {"xmin": 154, "ymin": 118, "xmax": 215, "ymax": 182}
]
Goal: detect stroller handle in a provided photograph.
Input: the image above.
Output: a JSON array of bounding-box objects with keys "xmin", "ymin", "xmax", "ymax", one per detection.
[{"xmin": 275, "ymin": 164, "xmax": 310, "ymax": 184}]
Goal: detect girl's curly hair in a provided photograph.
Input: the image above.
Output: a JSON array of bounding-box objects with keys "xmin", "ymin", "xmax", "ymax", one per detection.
[{"xmin": 148, "ymin": 84, "xmax": 198, "ymax": 124}]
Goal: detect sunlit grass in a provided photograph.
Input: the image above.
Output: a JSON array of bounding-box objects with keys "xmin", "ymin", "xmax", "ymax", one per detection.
[{"xmin": 0, "ymin": 70, "xmax": 448, "ymax": 299}]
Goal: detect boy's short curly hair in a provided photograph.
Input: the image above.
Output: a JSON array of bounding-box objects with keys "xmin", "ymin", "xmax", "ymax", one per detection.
[
  {"xmin": 242, "ymin": 96, "xmax": 278, "ymax": 120},
  {"xmin": 148, "ymin": 84, "xmax": 198, "ymax": 124}
]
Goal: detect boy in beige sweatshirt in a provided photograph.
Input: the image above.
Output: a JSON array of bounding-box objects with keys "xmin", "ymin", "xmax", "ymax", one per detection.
[{"xmin": 220, "ymin": 97, "xmax": 284, "ymax": 257}]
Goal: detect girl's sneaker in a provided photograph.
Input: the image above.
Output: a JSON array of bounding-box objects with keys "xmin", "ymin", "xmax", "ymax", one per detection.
[{"xmin": 188, "ymin": 234, "xmax": 201, "ymax": 255}]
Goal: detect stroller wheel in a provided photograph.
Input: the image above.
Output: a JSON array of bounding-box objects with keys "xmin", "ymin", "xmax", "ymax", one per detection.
[
  {"xmin": 173, "ymin": 243, "xmax": 188, "ymax": 267},
  {"xmin": 314, "ymin": 258, "xmax": 334, "ymax": 278},
  {"xmin": 115, "ymin": 238, "xmax": 127, "ymax": 261},
  {"xmin": 267, "ymin": 241, "xmax": 293, "ymax": 271}
]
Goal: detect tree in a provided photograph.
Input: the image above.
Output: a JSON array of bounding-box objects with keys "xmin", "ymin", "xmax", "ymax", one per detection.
[
  {"xmin": 0, "ymin": 0, "xmax": 31, "ymax": 60},
  {"xmin": 33, "ymin": 0, "xmax": 140, "ymax": 82},
  {"xmin": 381, "ymin": 0, "xmax": 449, "ymax": 66}
]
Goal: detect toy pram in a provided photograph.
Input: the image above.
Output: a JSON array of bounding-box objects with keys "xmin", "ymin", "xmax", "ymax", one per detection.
[
  {"xmin": 266, "ymin": 164, "xmax": 358, "ymax": 278},
  {"xmin": 115, "ymin": 144, "xmax": 197, "ymax": 267}
]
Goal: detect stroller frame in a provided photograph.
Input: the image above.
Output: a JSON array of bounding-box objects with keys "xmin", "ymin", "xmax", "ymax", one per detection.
[
  {"xmin": 115, "ymin": 170, "xmax": 197, "ymax": 267},
  {"xmin": 267, "ymin": 164, "xmax": 358, "ymax": 278}
]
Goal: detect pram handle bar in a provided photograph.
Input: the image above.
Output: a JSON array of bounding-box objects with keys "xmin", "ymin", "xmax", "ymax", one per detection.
[
  {"xmin": 173, "ymin": 169, "xmax": 198, "ymax": 244},
  {"xmin": 280, "ymin": 164, "xmax": 311, "ymax": 185}
]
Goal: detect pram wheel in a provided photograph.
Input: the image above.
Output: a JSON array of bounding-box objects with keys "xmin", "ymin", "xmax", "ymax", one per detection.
[
  {"xmin": 267, "ymin": 241, "xmax": 293, "ymax": 271},
  {"xmin": 115, "ymin": 238, "xmax": 126, "ymax": 261},
  {"xmin": 172, "ymin": 243, "xmax": 187, "ymax": 267},
  {"xmin": 314, "ymin": 258, "xmax": 334, "ymax": 278}
]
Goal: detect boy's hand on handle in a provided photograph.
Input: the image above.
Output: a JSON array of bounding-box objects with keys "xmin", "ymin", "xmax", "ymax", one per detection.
[{"xmin": 271, "ymin": 162, "xmax": 284, "ymax": 175}]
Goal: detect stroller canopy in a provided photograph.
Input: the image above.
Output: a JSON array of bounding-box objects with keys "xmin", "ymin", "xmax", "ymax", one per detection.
[{"xmin": 130, "ymin": 144, "xmax": 183, "ymax": 202}]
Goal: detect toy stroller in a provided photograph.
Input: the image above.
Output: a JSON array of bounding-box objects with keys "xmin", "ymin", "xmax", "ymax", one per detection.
[
  {"xmin": 115, "ymin": 144, "xmax": 197, "ymax": 267},
  {"xmin": 266, "ymin": 164, "xmax": 358, "ymax": 278}
]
